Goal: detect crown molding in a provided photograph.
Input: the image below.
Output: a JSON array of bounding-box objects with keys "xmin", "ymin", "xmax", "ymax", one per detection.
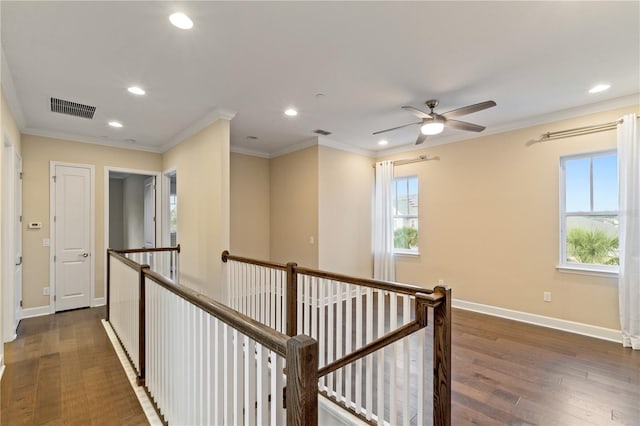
[
  {"xmin": 317, "ymin": 136, "xmax": 375, "ymax": 158},
  {"xmin": 375, "ymin": 93, "xmax": 640, "ymax": 158},
  {"xmin": 230, "ymin": 145, "xmax": 271, "ymax": 158},
  {"xmin": 162, "ymin": 107, "xmax": 237, "ymax": 152},
  {"xmin": 269, "ymin": 137, "xmax": 319, "ymax": 158},
  {"xmin": 1, "ymin": 48, "xmax": 27, "ymax": 130},
  {"xmin": 22, "ymin": 127, "xmax": 163, "ymax": 153}
]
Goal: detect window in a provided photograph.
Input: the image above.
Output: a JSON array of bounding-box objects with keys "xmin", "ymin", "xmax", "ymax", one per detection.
[
  {"xmin": 560, "ymin": 150, "xmax": 618, "ymax": 271},
  {"xmin": 393, "ymin": 176, "xmax": 419, "ymax": 253}
]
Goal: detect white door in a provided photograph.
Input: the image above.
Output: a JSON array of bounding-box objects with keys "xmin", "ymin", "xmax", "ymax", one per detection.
[
  {"xmin": 54, "ymin": 164, "xmax": 92, "ymax": 311},
  {"xmin": 14, "ymin": 153, "xmax": 22, "ymax": 322},
  {"xmin": 144, "ymin": 176, "xmax": 155, "ymax": 248}
]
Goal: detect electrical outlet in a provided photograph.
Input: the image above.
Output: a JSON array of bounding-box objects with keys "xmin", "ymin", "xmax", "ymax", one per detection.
[
  {"xmin": 43, "ymin": 287, "xmax": 50, "ymax": 296},
  {"xmin": 438, "ymin": 279, "xmax": 444, "ymax": 286},
  {"xmin": 543, "ymin": 291, "xmax": 552, "ymax": 302}
]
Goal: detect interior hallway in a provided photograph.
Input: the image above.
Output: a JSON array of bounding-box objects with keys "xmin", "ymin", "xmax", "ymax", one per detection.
[{"xmin": 1, "ymin": 307, "xmax": 148, "ymax": 425}]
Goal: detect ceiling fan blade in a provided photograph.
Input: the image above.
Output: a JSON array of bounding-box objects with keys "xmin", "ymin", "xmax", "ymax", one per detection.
[
  {"xmin": 402, "ymin": 106, "xmax": 432, "ymax": 119},
  {"xmin": 445, "ymin": 119, "xmax": 486, "ymax": 132},
  {"xmin": 372, "ymin": 121, "xmax": 422, "ymax": 135},
  {"xmin": 415, "ymin": 133, "xmax": 427, "ymax": 145},
  {"xmin": 441, "ymin": 100, "xmax": 496, "ymax": 118}
]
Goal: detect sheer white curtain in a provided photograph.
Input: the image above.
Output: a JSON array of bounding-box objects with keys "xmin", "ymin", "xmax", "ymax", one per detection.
[
  {"xmin": 373, "ymin": 161, "xmax": 396, "ymax": 281},
  {"xmin": 617, "ymin": 113, "xmax": 640, "ymax": 350}
]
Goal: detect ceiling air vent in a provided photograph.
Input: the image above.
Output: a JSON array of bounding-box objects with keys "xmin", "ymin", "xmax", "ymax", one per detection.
[
  {"xmin": 50, "ymin": 97, "xmax": 96, "ymax": 119},
  {"xmin": 313, "ymin": 129, "xmax": 332, "ymax": 136}
]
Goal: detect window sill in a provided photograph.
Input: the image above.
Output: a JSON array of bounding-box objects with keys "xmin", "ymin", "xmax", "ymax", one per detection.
[
  {"xmin": 394, "ymin": 251, "xmax": 420, "ymax": 257},
  {"xmin": 556, "ymin": 265, "xmax": 618, "ymax": 279}
]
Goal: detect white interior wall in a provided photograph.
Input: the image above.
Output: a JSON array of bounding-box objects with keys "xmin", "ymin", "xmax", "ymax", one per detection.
[
  {"xmin": 108, "ymin": 178, "xmax": 124, "ymax": 249},
  {"xmin": 122, "ymin": 175, "xmax": 145, "ymax": 248}
]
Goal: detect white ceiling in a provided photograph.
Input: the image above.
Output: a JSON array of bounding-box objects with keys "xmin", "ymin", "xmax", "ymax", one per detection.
[{"xmin": 1, "ymin": 1, "xmax": 639, "ymax": 157}]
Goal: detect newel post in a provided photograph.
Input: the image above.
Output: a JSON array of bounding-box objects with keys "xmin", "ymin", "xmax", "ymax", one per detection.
[
  {"xmin": 286, "ymin": 335, "xmax": 318, "ymax": 426},
  {"xmin": 432, "ymin": 285, "xmax": 452, "ymax": 426},
  {"xmin": 286, "ymin": 262, "xmax": 298, "ymax": 337},
  {"xmin": 137, "ymin": 264, "xmax": 150, "ymax": 386}
]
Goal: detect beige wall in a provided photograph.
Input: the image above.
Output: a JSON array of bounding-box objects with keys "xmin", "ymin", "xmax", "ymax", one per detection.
[
  {"xmin": 380, "ymin": 105, "xmax": 639, "ymax": 330},
  {"xmin": 269, "ymin": 146, "xmax": 319, "ymax": 267},
  {"xmin": 162, "ymin": 119, "xmax": 230, "ymax": 301},
  {"xmin": 230, "ymin": 153, "xmax": 270, "ymax": 260},
  {"xmin": 21, "ymin": 135, "xmax": 162, "ymax": 308},
  {"xmin": 318, "ymin": 146, "xmax": 373, "ymax": 277}
]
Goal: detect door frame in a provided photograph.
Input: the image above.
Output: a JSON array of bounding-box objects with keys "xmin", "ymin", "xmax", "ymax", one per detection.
[
  {"xmin": 49, "ymin": 161, "xmax": 96, "ymax": 314},
  {"xmin": 104, "ymin": 166, "xmax": 161, "ymax": 302},
  {"xmin": 161, "ymin": 168, "xmax": 177, "ymax": 247},
  {"xmin": 2, "ymin": 133, "xmax": 20, "ymax": 342}
]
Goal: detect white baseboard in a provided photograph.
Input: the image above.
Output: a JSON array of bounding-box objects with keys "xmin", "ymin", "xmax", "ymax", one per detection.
[
  {"xmin": 0, "ymin": 360, "xmax": 5, "ymax": 382},
  {"xmin": 453, "ymin": 298, "xmax": 622, "ymax": 344},
  {"xmin": 20, "ymin": 305, "xmax": 51, "ymax": 320},
  {"xmin": 92, "ymin": 297, "xmax": 105, "ymax": 307}
]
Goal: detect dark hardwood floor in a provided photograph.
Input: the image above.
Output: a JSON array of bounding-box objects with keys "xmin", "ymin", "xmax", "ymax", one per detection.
[
  {"xmin": 1, "ymin": 307, "xmax": 148, "ymax": 425},
  {"xmin": 451, "ymin": 309, "xmax": 640, "ymax": 425},
  {"xmin": 1, "ymin": 305, "xmax": 638, "ymax": 425}
]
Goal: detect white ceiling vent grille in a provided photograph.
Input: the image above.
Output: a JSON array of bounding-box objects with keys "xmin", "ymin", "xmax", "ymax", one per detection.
[{"xmin": 50, "ymin": 97, "xmax": 96, "ymax": 119}]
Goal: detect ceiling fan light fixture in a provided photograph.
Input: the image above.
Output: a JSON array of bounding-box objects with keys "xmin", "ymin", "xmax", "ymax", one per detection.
[{"xmin": 421, "ymin": 120, "xmax": 444, "ymax": 135}]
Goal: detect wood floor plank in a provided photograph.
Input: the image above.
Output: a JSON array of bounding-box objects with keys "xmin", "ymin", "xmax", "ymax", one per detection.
[{"xmin": 2, "ymin": 307, "xmax": 148, "ymax": 426}]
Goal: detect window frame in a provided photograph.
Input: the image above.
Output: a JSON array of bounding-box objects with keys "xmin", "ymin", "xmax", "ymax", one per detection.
[
  {"xmin": 559, "ymin": 149, "xmax": 619, "ymax": 274},
  {"xmin": 392, "ymin": 175, "xmax": 419, "ymax": 255}
]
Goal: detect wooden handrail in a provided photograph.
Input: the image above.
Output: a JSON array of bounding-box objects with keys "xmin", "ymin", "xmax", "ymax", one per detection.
[
  {"xmin": 108, "ymin": 250, "xmax": 150, "ymax": 271},
  {"xmin": 110, "ymin": 244, "xmax": 181, "ymax": 254},
  {"xmin": 144, "ymin": 269, "xmax": 289, "ymax": 357},
  {"xmin": 318, "ymin": 320, "xmax": 422, "ymax": 378},
  {"xmin": 294, "ymin": 266, "xmax": 433, "ymax": 296},
  {"xmin": 221, "ymin": 250, "xmax": 288, "ymax": 271}
]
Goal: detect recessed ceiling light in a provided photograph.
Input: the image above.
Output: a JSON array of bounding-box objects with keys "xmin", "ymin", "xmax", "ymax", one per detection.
[
  {"xmin": 284, "ymin": 108, "xmax": 298, "ymax": 117},
  {"xmin": 127, "ymin": 86, "xmax": 146, "ymax": 95},
  {"xmin": 589, "ymin": 83, "xmax": 611, "ymax": 94},
  {"xmin": 108, "ymin": 121, "xmax": 123, "ymax": 128},
  {"xmin": 378, "ymin": 140, "xmax": 388, "ymax": 146},
  {"xmin": 169, "ymin": 12, "xmax": 193, "ymax": 30}
]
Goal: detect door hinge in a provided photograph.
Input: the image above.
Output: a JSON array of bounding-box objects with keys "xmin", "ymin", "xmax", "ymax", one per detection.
[
  {"xmin": 19, "ymin": 172, "xmax": 23, "ymax": 179},
  {"xmin": 19, "ymin": 215, "xmax": 22, "ymax": 222},
  {"xmin": 54, "ymin": 215, "xmax": 56, "ymax": 222},
  {"xmin": 54, "ymin": 255, "xmax": 56, "ymax": 262},
  {"xmin": 52, "ymin": 176, "xmax": 56, "ymax": 182},
  {"xmin": 20, "ymin": 300, "xmax": 23, "ymax": 308},
  {"xmin": 54, "ymin": 295, "xmax": 56, "ymax": 302}
]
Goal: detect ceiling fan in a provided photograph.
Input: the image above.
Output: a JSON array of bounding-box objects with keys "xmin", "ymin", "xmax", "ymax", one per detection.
[{"xmin": 373, "ymin": 99, "xmax": 496, "ymax": 145}]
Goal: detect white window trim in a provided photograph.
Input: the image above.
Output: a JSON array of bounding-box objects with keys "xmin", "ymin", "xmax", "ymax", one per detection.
[
  {"xmin": 392, "ymin": 175, "xmax": 419, "ymax": 254},
  {"xmin": 559, "ymin": 149, "xmax": 619, "ymax": 273}
]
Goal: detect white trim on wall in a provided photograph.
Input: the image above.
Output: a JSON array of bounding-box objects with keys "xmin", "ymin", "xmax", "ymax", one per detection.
[
  {"xmin": 20, "ymin": 305, "xmax": 51, "ymax": 319},
  {"xmin": 453, "ymin": 298, "xmax": 622, "ymax": 343}
]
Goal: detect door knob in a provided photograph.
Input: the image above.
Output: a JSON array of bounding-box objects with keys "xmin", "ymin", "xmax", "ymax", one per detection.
[{"xmin": 81, "ymin": 253, "xmax": 89, "ymax": 258}]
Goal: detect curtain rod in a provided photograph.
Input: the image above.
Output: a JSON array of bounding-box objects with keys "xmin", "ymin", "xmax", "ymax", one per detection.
[
  {"xmin": 528, "ymin": 115, "xmax": 640, "ymax": 145},
  {"xmin": 373, "ymin": 154, "xmax": 440, "ymax": 168}
]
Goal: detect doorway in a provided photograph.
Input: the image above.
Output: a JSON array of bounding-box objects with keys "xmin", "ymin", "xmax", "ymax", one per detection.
[
  {"xmin": 107, "ymin": 169, "xmax": 159, "ymax": 250},
  {"xmin": 2, "ymin": 138, "xmax": 22, "ymax": 341}
]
